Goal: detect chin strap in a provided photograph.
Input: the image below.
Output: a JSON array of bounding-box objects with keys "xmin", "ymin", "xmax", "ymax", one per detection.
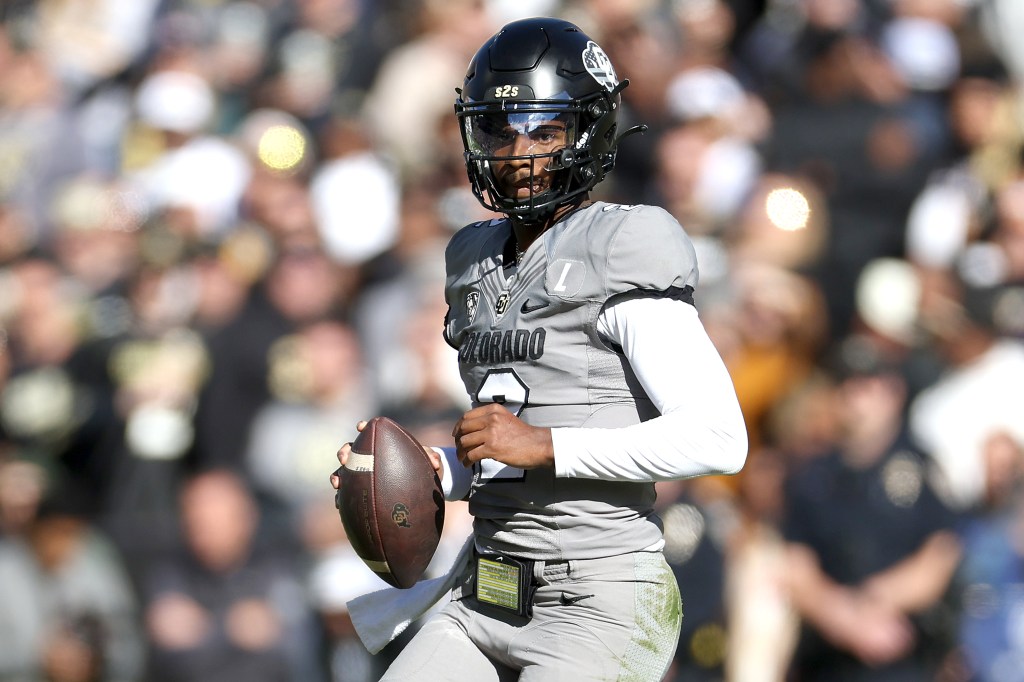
[
  {"xmin": 615, "ymin": 123, "xmax": 649, "ymax": 145},
  {"xmin": 600, "ymin": 123, "xmax": 648, "ymax": 175},
  {"xmin": 605, "ymin": 79, "xmax": 647, "ymax": 147}
]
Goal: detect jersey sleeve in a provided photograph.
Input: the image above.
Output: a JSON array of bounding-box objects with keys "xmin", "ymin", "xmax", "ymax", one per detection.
[
  {"xmin": 443, "ymin": 221, "xmax": 488, "ymax": 293},
  {"xmin": 603, "ymin": 205, "xmax": 698, "ymax": 302},
  {"xmin": 432, "ymin": 446, "xmax": 473, "ymax": 501},
  {"xmin": 442, "ymin": 219, "xmax": 505, "ymax": 349}
]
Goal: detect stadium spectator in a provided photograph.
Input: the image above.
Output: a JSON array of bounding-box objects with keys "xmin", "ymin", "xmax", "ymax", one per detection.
[
  {"xmin": 0, "ymin": 485, "xmax": 145, "ymax": 681},
  {"xmin": 955, "ymin": 432, "xmax": 1024, "ymax": 680},
  {"xmin": 244, "ymin": 317, "xmax": 378, "ymax": 540},
  {"xmin": 140, "ymin": 469, "xmax": 319, "ymax": 682},
  {"xmin": 909, "ymin": 266, "xmax": 1024, "ymax": 511},
  {"xmin": 782, "ymin": 336, "xmax": 962, "ymax": 680},
  {"xmin": 191, "ymin": 242, "xmax": 345, "ymax": 471}
]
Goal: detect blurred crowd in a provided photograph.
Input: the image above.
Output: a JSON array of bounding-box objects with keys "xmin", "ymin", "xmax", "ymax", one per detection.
[{"xmin": 0, "ymin": 0, "xmax": 1023, "ymax": 680}]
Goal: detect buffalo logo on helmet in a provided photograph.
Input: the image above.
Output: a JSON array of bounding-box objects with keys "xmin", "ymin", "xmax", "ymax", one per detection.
[
  {"xmin": 582, "ymin": 41, "xmax": 618, "ymax": 92},
  {"xmin": 391, "ymin": 502, "xmax": 412, "ymax": 528}
]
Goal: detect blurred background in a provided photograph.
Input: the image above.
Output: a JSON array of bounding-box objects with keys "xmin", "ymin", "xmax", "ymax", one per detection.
[{"xmin": 0, "ymin": 0, "xmax": 1023, "ymax": 680}]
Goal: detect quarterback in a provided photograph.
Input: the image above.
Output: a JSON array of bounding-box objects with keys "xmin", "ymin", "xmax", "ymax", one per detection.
[{"xmin": 332, "ymin": 16, "xmax": 747, "ymax": 681}]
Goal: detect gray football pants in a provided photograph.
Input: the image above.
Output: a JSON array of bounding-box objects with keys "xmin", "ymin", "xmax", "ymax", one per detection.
[{"xmin": 379, "ymin": 551, "xmax": 682, "ymax": 682}]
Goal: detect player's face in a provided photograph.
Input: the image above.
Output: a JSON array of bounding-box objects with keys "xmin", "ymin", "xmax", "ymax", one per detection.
[{"xmin": 465, "ymin": 111, "xmax": 572, "ymax": 201}]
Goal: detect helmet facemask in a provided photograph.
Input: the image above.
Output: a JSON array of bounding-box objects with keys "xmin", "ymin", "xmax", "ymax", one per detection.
[{"xmin": 457, "ymin": 93, "xmax": 613, "ymax": 223}]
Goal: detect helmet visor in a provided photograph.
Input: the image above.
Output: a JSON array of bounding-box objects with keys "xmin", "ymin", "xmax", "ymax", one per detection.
[{"xmin": 463, "ymin": 109, "xmax": 576, "ymax": 159}]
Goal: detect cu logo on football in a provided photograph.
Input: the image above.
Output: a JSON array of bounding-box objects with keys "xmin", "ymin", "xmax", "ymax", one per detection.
[{"xmin": 391, "ymin": 502, "xmax": 412, "ymax": 528}]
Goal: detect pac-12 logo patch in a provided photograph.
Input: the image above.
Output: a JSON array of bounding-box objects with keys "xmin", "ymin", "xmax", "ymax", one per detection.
[
  {"xmin": 582, "ymin": 41, "xmax": 618, "ymax": 92},
  {"xmin": 466, "ymin": 291, "xmax": 479, "ymax": 323}
]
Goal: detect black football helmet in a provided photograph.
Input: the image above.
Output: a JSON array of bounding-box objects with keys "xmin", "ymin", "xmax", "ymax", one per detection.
[{"xmin": 455, "ymin": 18, "xmax": 642, "ymax": 223}]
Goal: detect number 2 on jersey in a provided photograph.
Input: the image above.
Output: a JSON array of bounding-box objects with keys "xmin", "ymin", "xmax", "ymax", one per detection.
[{"xmin": 475, "ymin": 368, "xmax": 529, "ymax": 481}]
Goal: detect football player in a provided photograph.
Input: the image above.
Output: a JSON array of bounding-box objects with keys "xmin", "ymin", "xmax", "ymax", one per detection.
[{"xmin": 332, "ymin": 16, "xmax": 747, "ymax": 681}]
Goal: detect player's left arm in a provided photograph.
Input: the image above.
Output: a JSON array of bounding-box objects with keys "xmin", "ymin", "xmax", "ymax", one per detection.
[
  {"xmin": 451, "ymin": 295, "xmax": 747, "ymax": 480},
  {"xmin": 552, "ymin": 294, "xmax": 748, "ymax": 480}
]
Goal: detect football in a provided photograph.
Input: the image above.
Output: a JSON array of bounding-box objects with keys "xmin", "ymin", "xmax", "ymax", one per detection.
[{"xmin": 336, "ymin": 417, "xmax": 445, "ymax": 589}]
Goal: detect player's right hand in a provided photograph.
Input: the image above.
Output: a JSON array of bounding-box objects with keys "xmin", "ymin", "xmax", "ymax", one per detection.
[
  {"xmin": 453, "ymin": 403, "xmax": 554, "ymax": 469},
  {"xmin": 330, "ymin": 420, "xmax": 368, "ymax": 493},
  {"xmin": 330, "ymin": 421, "xmax": 443, "ymax": 496}
]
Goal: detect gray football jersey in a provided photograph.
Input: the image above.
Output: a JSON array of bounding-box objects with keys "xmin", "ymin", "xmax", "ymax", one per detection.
[{"xmin": 443, "ymin": 201, "xmax": 699, "ymax": 560}]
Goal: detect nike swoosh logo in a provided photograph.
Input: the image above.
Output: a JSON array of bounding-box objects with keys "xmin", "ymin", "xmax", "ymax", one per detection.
[
  {"xmin": 520, "ymin": 299, "xmax": 548, "ymax": 314},
  {"xmin": 559, "ymin": 592, "xmax": 595, "ymax": 606}
]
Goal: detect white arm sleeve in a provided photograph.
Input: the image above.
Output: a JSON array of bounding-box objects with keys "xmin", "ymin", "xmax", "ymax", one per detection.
[
  {"xmin": 432, "ymin": 446, "xmax": 473, "ymax": 501},
  {"xmin": 552, "ymin": 297, "xmax": 747, "ymax": 481}
]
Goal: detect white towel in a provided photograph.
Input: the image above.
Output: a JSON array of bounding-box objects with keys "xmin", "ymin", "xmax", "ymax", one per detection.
[{"xmin": 347, "ymin": 535, "xmax": 474, "ymax": 654}]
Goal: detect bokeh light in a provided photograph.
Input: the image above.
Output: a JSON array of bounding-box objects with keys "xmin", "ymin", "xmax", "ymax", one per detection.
[
  {"xmin": 257, "ymin": 124, "xmax": 307, "ymax": 173},
  {"xmin": 689, "ymin": 622, "xmax": 728, "ymax": 668},
  {"xmin": 765, "ymin": 187, "xmax": 811, "ymax": 231}
]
